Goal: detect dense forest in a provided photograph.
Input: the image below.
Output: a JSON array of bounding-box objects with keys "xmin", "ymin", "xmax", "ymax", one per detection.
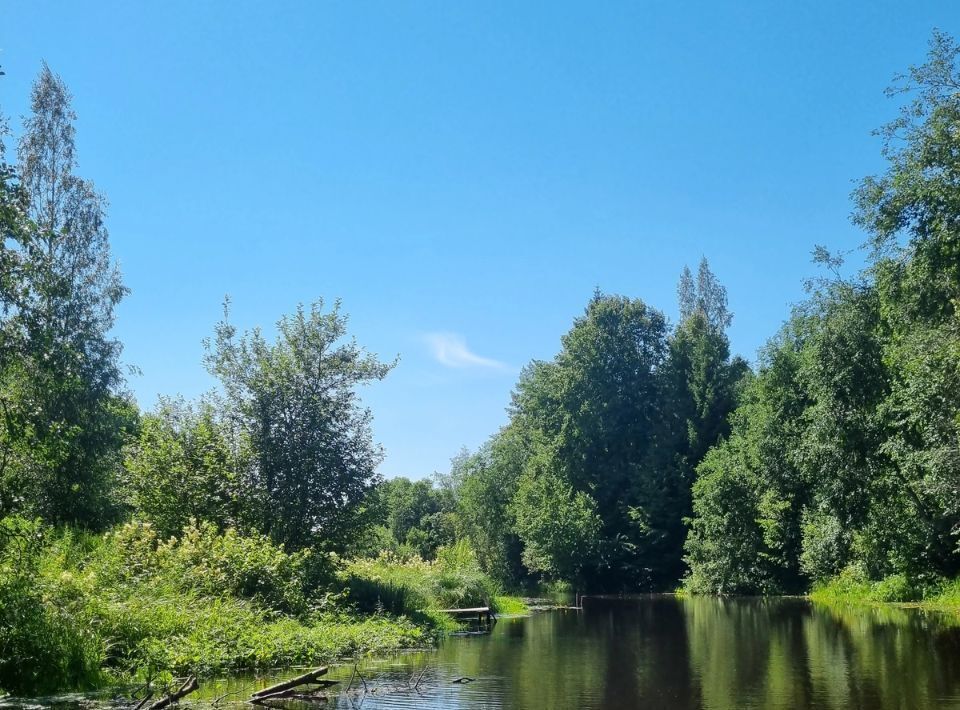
[
  {"xmin": 437, "ymin": 31, "xmax": 960, "ymax": 600},
  {"xmin": 2, "ymin": 31, "xmax": 960, "ymax": 697}
]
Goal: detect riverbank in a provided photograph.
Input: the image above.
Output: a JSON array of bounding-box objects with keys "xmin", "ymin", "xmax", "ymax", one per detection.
[
  {"xmin": 807, "ymin": 566, "xmax": 960, "ymax": 612},
  {"xmin": 0, "ymin": 517, "xmax": 525, "ymax": 697}
]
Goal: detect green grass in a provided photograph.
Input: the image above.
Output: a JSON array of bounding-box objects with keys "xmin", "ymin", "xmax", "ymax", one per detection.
[
  {"xmin": 0, "ymin": 519, "xmax": 516, "ymax": 697},
  {"xmin": 809, "ymin": 564, "xmax": 960, "ymax": 610},
  {"xmin": 341, "ymin": 541, "xmax": 500, "ymax": 629},
  {"xmin": 492, "ymin": 595, "xmax": 528, "ymax": 614},
  {"xmin": 0, "ymin": 518, "xmax": 432, "ymax": 696},
  {"xmin": 930, "ymin": 577, "xmax": 960, "ymax": 607}
]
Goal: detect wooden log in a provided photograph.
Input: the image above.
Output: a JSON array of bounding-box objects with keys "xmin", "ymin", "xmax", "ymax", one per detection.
[
  {"xmin": 255, "ymin": 682, "xmax": 338, "ymax": 701},
  {"xmin": 251, "ymin": 668, "xmax": 329, "ymax": 699},
  {"xmin": 148, "ymin": 676, "xmax": 198, "ymax": 710}
]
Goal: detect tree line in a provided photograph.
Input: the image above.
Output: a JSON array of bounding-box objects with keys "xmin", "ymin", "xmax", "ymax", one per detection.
[
  {"xmin": 0, "ymin": 65, "xmax": 391, "ymax": 556},
  {"xmin": 384, "ymin": 32, "xmax": 960, "ymax": 597},
  {"xmin": 4, "ymin": 31, "xmax": 960, "ymax": 600}
]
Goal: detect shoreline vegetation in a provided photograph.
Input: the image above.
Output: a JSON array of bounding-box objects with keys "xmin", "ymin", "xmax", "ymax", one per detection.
[
  {"xmin": 1, "ymin": 516, "xmax": 528, "ymax": 696},
  {"xmin": 808, "ymin": 569, "xmax": 960, "ymax": 612},
  {"xmin": 4, "ymin": 25, "xmax": 960, "ymax": 702}
]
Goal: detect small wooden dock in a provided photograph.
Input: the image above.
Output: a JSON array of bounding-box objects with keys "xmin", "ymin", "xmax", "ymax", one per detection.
[{"xmin": 436, "ymin": 606, "xmax": 494, "ymax": 625}]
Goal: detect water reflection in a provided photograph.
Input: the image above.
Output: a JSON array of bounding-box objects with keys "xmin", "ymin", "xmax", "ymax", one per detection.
[
  {"xmin": 389, "ymin": 596, "xmax": 960, "ymax": 709},
  {"xmin": 6, "ymin": 597, "xmax": 960, "ymax": 710}
]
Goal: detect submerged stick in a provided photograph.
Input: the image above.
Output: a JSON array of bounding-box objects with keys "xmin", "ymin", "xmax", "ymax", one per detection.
[
  {"xmin": 251, "ymin": 668, "xmax": 329, "ymax": 699},
  {"xmin": 148, "ymin": 676, "xmax": 198, "ymax": 710},
  {"xmin": 413, "ymin": 665, "xmax": 428, "ymax": 692}
]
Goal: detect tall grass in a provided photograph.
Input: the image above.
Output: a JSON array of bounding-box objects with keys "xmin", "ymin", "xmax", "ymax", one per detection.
[
  {"xmin": 0, "ymin": 519, "xmax": 523, "ymax": 697},
  {"xmin": 341, "ymin": 540, "xmax": 526, "ymax": 624},
  {"xmin": 0, "ymin": 517, "xmax": 428, "ymax": 696},
  {"xmin": 809, "ymin": 563, "xmax": 960, "ymax": 607},
  {"xmin": 0, "ymin": 518, "xmax": 105, "ymax": 694}
]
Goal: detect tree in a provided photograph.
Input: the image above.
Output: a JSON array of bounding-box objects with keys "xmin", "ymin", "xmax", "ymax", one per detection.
[
  {"xmin": 687, "ymin": 33, "xmax": 960, "ymax": 594},
  {"xmin": 510, "ymin": 451, "xmax": 601, "ymax": 582},
  {"xmin": 684, "ymin": 437, "xmax": 775, "ymax": 595},
  {"xmin": 661, "ymin": 261, "xmax": 749, "ymax": 576},
  {"xmin": 684, "ymin": 321, "xmax": 810, "ymax": 594},
  {"xmin": 376, "ymin": 475, "xmax": 456, "ymax": 558},
  {"xmin": 204, "ymin": 299, "xmax": 394, "ymax": 551},
  {"xmin": 678, "ymin": 257, "xmax": 733, "ymax": 332},
  {"xmin": 0, "ymin": 101, "xmax": 32, "ymax": 500},
  {"xmin": 509, "ymin": 292, "xmax": 673, "ymax": 588},
  {"xmin": 454, "ymin": 431, "xmax": 528, "ymax": 586},
  {"xmin": 0, "ymin": 64, "xmax": 132, "ymax": 527},
  {"xmin": 849, "ymin": 29, "xmax": 960, "ymax": 579},
  {"xmin": 124, "ymin": 397, "xmax": 246, "ymax": 538}
]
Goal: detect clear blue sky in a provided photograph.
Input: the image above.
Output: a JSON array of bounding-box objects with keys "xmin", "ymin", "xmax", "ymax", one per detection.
[{"xmin": 2, "ymin": 2, "xmax": 958, "ymax": 478}]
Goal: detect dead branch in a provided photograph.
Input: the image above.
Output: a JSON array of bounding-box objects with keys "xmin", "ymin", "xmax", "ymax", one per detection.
[
  {"xmin": 251, "ymin": 667, "xmax": 329, "ymax": 699},
  {"xmin": 148, "ymin": 676, "xmax": 198, "ymax": 710}
]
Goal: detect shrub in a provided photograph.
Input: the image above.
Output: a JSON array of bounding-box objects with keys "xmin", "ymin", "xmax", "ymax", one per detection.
[
  {"xmin": 0, "ymin": 517, "xmax": 426, "ymax": 695},
  {"xmin": 341, "ymin": 542, "xmax": 502, "ymax": 623},
  {"xmin": 0, "ymin": 517, "xmax": 104, "ymax": 695}
]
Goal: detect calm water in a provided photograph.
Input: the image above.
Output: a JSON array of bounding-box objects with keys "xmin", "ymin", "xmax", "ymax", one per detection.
[{"xmin": 9, "ymin": 596, "xmax": 960, "ymax": 710}]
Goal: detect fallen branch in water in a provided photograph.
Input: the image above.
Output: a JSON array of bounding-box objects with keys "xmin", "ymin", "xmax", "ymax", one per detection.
[
  {"xmin": 347, "ymin": 662, "xmax": 368, "ymax": 694},
  {"xmin": 251, "ymin": 668, "xmax": 329, "ymax": 699},
  {"xmin": 211, "ymin": 690, "xmax": 245, "ymax": 707},
  {"xmin": 413, "ymin": 665, "xmax": 428, "ymax": 692},
  {"xmin": 148, "ymin": 676, "xmax": 198, "ymax": 710},
  {"xmin": 251, "ymin": 690, "xmax": 335, "ymax": 705},
  {"xmin": 255, "ymin": 683, "xmax": 339, "ymax": 702}
]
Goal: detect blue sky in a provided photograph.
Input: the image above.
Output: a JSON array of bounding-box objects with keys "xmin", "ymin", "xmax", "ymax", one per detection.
[{"xmin": 2, "ymin": 1, "xmax": 958, "ymax": 478}]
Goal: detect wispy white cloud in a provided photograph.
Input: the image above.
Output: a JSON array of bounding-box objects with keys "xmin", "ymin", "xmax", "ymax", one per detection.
[{"xmin": 423, "ymin": 332, "xmax": 509, "ymax": 371}]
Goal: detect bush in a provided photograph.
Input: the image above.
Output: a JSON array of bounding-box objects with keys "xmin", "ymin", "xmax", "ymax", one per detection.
[
  {"xmin": 123, "ymin": 400, "xmax": 241, "ymax": 539},
  {"xmin": 342, "ymin": 542, "xmax": 502, "ymax": 623},
  {"xmin": 88, "ymin": 520, "xmax": 336, "ymax": 615},
  {"xmin": 871, "ymin": 573, "xmax": 919, "ymax": 603},
  {"xmin": 0, "ymin": 517, "xmax": 426, "ymax": 696},
  {"xmin": 800, "ymin": 509, "xmax": 848, "ymax": 582},
  {"xmin": 810, "ymin": 564, "xmax": 926, "ymax": 604},
  {"xmin": 0, "ymin": 517, "xmax": 104, "ymax": 695}
]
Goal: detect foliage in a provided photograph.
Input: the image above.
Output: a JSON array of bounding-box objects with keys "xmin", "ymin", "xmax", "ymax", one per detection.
[
  {"xmin": 204, "ymin": 299, "xmax": 395, "ymax": 551},
  {"xmin": 457, "ymin": 279, "xmax": 744, "ymax": 591},
  {"xmin": 685, "ymin": 32, "xmax": 960, "ymax": 595},
  {"xmin": 0, "ymin": 517, "xmax": 104, "ymax": 694},
  {"xmin": 341, "ymin": 541, "xmax": 505, "ymax": 623},
  {"xmin": 684, "ymin": 440, "xmax": 777, "ymax": 595},
  {"xmin": 95, "ymin": 520, "xmax": 330, "ymax": 614},
  {"xmin": 0, "ymin": 64, "xmax": 133, "ymax": 528},
  {"xmin": 376, "ymin": 475, "xmax": 456, "ymax": 559},
  {"xmin": 504, "ymin": 293, "xmax": 672, "ymax": 588},
  {"xmin": 510, "ymin": 452, "xmax": 600, "ymax": 581},
  {"xmin": 123, "ymin": 398, "xmax": 246, "ymax": 538},
  {"xmin": 0, "ymin": 516, "xmax": 428, "ymax": 695},
  {"xmin": 453, "ymin": 434, "xmax": 527, "ymax": 586}
]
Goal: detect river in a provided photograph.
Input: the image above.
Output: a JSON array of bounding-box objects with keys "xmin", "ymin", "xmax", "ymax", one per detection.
[{"xmin": 8, "ymin": 595, "xmax": 960, "ymax": 709}]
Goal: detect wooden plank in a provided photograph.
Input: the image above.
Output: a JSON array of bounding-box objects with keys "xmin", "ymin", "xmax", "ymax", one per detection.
[{"xmin": 435, "ymin": 607, "xmax": 490, "ymax": 614}]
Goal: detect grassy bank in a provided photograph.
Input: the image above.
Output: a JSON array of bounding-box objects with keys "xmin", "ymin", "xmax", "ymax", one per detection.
[
  {"xmin": 808, "ymin": 565, "xmax": 960, "ymax": 610},
  {"xmin": 340, "ymin": 541, "xmax": 527, "ymax": 627},
  {"xmin": 0, "ymin": 518, "xmax": 520, "ymax": 697}
]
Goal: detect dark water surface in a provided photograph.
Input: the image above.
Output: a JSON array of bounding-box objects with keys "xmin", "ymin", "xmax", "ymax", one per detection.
[{"xmin": 8, "ymin": 596, "xmax": 960, "ymax": 709}]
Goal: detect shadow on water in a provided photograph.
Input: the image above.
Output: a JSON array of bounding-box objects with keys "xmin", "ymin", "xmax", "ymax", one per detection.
[{"xmin": 6, "ymin": 596, "xmax": 960, "ymax": 710}]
